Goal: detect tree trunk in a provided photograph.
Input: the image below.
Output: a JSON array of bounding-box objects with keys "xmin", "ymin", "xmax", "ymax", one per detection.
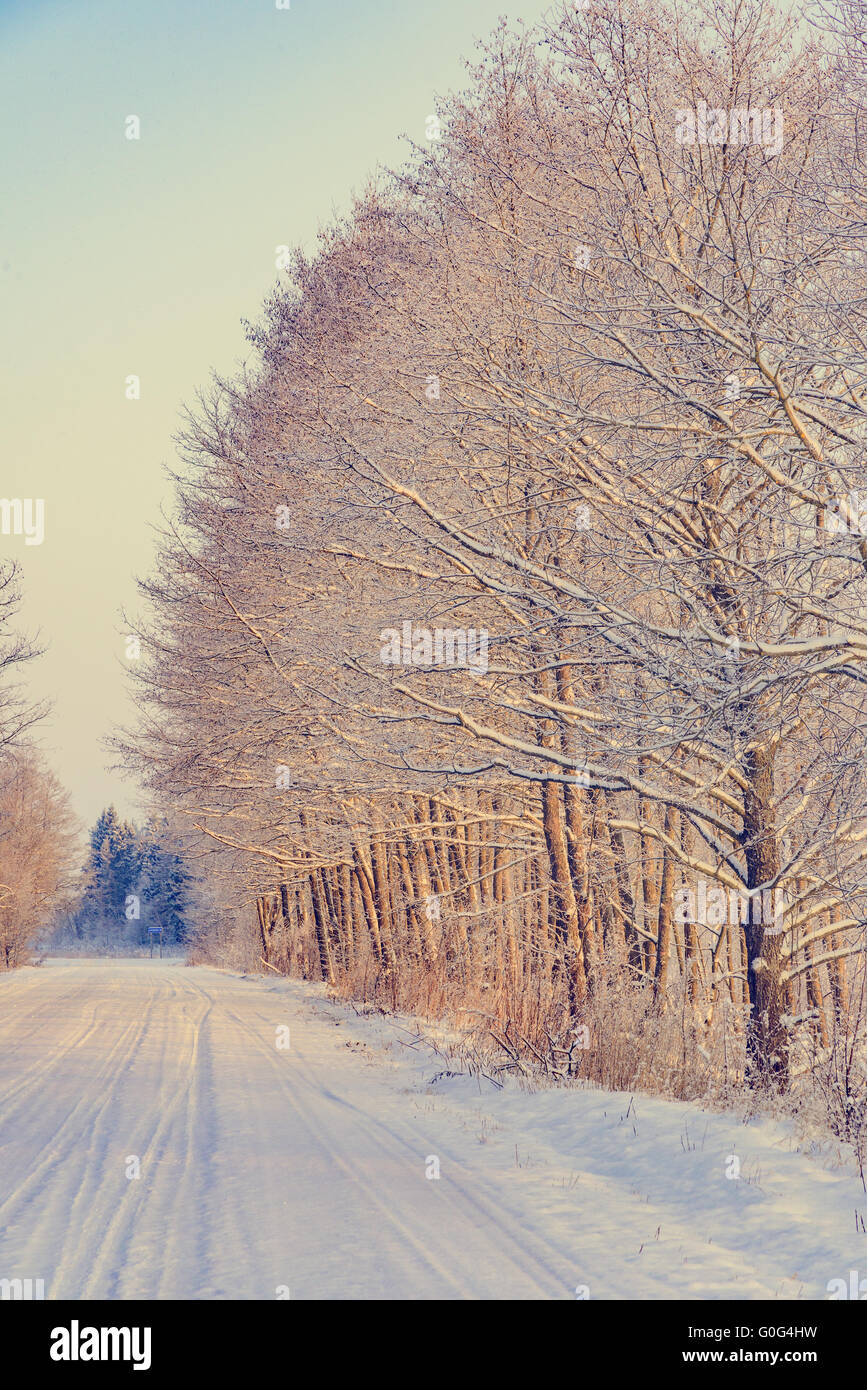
[{"xmin": 742, "ymin": 743, "xmax": 787, "ymax": 1088}]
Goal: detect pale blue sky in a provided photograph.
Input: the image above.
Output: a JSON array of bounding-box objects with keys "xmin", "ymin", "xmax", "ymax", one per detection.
[{"xmin": 0, "ymin": 0, "xmax": 554, "ymax": 827}]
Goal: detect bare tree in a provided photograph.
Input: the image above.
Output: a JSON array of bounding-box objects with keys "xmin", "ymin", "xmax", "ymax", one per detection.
[{"xmin": 123, "ymin": 0, "xmax": 867, "ymax": 1098}]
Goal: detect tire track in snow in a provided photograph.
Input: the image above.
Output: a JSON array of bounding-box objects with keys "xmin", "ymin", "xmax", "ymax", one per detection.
[
  {"xmin": 211, "ymin": 987, "xmax": 574, "ymax": 1298},
  {"xmin": 0, "ymin": 1000, "xmax": 158, "ymax": 1245},
  {"xmin": 199, "ymin": 991, "xmax": 479, "ymax": 1298},
  {"xmin": 76, "ymin": 971, "xmax": 217, "ymax": 1299}
]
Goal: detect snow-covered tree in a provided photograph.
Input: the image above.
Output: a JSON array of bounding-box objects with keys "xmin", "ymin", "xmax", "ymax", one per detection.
[
  {"xmin": 138, "ymin": 818, "xmax": 194, "ymax": 944},
  {"xmin": 77, "ymin": 806, "xmax": 142, "ymax": 938}
]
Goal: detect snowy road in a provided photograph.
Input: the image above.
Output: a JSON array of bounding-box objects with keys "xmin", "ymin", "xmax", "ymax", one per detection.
[{"xmin": 0, "ymin": 958, "xmax": 864, "ymax": 1300}]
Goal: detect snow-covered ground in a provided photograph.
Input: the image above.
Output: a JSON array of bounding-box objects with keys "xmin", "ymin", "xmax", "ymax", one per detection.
[{"xmin": 0, "ymin": 957, "xmax": 863, "ymax": 1300}]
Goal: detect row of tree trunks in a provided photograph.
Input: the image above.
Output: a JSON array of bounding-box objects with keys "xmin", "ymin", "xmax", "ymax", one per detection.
[{"xmin": 247, "ymin": 776, "xmax": 857, "ymax": 1094}]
